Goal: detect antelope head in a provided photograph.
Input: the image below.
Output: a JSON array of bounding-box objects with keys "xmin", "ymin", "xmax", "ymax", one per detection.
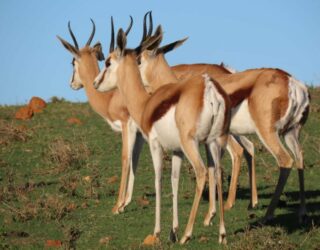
[
  {"xmin": 94, "ymin": 14, "xmax": 161, "ymax": 92},
  {"xmin": 57, "ymin": 19, "xmax": 105, "ymax": 90},
  {"xmin": 137, "ymin": 13, "xmax": 188, "ymax": 89}
]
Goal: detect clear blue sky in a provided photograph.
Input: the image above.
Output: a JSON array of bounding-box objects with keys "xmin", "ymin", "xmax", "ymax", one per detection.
[{"xmin": 0, "ymin": 0, "xmax": 319, "ymax": 105}]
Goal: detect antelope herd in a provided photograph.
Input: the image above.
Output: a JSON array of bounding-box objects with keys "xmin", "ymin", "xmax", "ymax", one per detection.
[{"xmin": 57, "ymin": 12, "xmax": 310, "ymax": 245}]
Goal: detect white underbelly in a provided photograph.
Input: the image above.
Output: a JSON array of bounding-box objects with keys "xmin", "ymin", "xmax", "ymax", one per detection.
[
  {"xmin": 230, "ymin": 99, "xmax": 256, "ymax": 135},
  {"xmin": 152, "ymin": 106, "xmax": 181, "ymax": 150}
]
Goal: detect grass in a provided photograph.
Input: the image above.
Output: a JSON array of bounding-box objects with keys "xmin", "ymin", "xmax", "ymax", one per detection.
[{"xmin": 0, "ymin": 88, "xmax": 320, "ymax": 249}]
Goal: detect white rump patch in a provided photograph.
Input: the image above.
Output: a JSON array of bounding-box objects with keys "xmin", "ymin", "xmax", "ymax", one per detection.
[
  {"xmin": 196, "ymin": 74, "xmax": 227, "ymax": 142},
  {"xmin": 276, "ymin": 77, "xmax": 309, "ymax": 131}
]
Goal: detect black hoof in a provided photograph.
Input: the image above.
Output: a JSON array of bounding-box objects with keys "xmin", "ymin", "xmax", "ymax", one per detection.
[
  {"xmin": 169, "ymin": 228, "xmax": 178, "ymax": 243},
  {"xmin": 299, "ymin": 214, "xmax": 309, "ymax": 225},
  {"xmin": 259, "ymin": 216, "xmax": 274, "ymax": 226},
  {"xmin": 278, "ymin": 199, "xmax": 287, "ymax": 208}
]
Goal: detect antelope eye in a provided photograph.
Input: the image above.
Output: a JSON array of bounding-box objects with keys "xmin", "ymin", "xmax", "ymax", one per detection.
[
  {"xmin": 105, "ymin": 58, "xmax": 111, "ymax": 68},
  {"xmin": 71, "ymin": 59, "xmax": 75, "ymax": 66},
  {"xmin": 137, "ymin": 55, "xmax": 141, "ymax": 65}
]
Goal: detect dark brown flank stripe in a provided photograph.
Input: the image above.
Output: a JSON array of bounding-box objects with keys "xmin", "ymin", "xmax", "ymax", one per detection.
[
  {"xmin": 149, "ymin": 92, "xmax": 181, "ymax": 127},
  {"xmin": 228, "ymin": 87, "xmax": 253, "ymax": 108}
]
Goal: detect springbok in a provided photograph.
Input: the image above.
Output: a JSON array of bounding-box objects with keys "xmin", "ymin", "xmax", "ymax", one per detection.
[
  {"xmin": 94, "ymin": 27, "xmax": 232, "ymax": 244},
  {"xmin": 138, "ymin": 24, "xmax": 310, "ymax": 224},
  {"xmin": 139, "ymin": 12, "xmax": 258, "ymax": 211},
  {"xmin": 57, "ymin": 15, "xmax": 253, "ymax": 220},
  {"xmin": 57, "ymin": 18, "xmax": 146, "ymax": 215}
]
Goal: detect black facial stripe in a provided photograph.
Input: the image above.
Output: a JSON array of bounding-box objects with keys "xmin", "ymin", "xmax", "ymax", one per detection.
[{"xmin": 71, "ymin": 69, "xmax": 75, "ymax": 83}]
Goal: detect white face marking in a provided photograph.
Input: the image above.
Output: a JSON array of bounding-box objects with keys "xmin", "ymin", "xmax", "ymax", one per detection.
[
  {"xmin": 70, "ymin": 60, "xmax": 83, "ymax": 90},
  {"xmin": 138, "ymin": 54, "xmax": 150, "ymax": 88},
  {"xmin": 229, "ymin": 99, "xmax": 256, "ymax": 135},
  {"xmin": 94, "ymin": 57, "xmax": 119, "ymax": 92}
]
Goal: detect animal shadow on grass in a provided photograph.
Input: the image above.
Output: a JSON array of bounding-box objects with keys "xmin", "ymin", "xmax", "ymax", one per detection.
[{"xmin": 234, "ymin": 189, "xmax": 320, "ymax": 235}]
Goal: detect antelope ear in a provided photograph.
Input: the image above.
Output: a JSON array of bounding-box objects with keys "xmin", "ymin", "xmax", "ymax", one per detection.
[
  {"xmin": 93, "ymin": 42, "xmax": 105, "ymax": 61},
  {"xmin": 57, "ymin": 35, "xmax": 80, "ymax": 59},
  {"xmin": 146, "ymin": 25, "xmax": 163, "ymax": 51},
  {"xmin": 157, "ymin": 37, "xmax": 188, "ymax": 55},
  {"xmin": 135, "ymin": 25, "xmax": 163, "ymax": 55},
  {"xmin": 116, "ymin": 28, "xmax": 127, "ymax": 57}
]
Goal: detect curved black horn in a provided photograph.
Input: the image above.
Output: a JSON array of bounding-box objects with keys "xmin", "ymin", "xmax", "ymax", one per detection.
[
  {"xmin": 109, "ymin": 16, "xmax": 115, "ymax": 53},
  {"xmin": 125, "ymin": 16, "xmax": 133, "ymax": 35},
  {"xmin": 68, "ymin": 21, "xmax": 79, "ymax": 49},
  {"xmin": 147, "ymin": 11, "xmax": 153, "ymax": 37},
  {"xmin": 140, "ymin": 11, "xmax": 151, "ymax": 44},
  {"xmin": 86, "ymin": 19, "xmax": 96, "ymax": 46}
]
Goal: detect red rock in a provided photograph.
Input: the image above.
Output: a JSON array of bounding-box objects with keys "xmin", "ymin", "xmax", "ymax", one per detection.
[
  {"xmin": 15, "ymin": 106, "xmax": 33, "ymax": 120},
  {"xmin": 45, "ymin": 240, "xmax": 62, "ymax": 247},
  {"xmin": 28, "ymin": 97, "xmax": 46, "ymax": 113},
  {"xmin": 67, "ymin": 117, "xmax": 82, "ymax": 125}
]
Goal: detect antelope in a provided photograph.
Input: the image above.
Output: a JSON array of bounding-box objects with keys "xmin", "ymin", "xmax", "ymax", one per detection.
[
  {"xmin": 140, "ymin": 12, "xmax": 258, "ymax": 211},
  {"xmin": 138, "ymin": 23, "xmax": 310, "ymax": 224},
  {"xmin": 57, "ymin": 14, "xmax": 255, "ymax": 221},
  {"xmin": 94, "ymin": 26, "xmax": 232, "ymax": 244},
  {"xmin": 57, "ymin": 18, "xmax": 146, "ymax": 215}
]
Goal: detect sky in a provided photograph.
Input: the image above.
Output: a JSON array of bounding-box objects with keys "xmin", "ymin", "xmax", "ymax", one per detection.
[{"xmin": 0, "ymin": 0, "xmax": 319, "ymax": 105}]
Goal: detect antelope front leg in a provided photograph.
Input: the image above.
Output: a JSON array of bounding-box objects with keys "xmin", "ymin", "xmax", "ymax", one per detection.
[
  {"xmin": 209, "ymin": 141, "xmax": 227, "ymax": 244},
  {"xmin": 123, "ymin": 131, "xmax": 144, "ymax": 208},
  {"xmin": 147, "ymin": 137, "xmax": 163, "ymax": 240},
  {"xmin": 238, "ymin": 135, "xmax": 258, "ymax": 209},
  {"xmin": 224, "ymin": 136, "xmax": 243, "ymax": 210},
  {"xmin": 170, "ymin": 151, "xmax": 183, "ymax": 242},
  {"xmin": 112, "ymin": 122, "xmax": 131, "ymax": 214},
  {"xmin": 204, "ymin": 145, "xmax": 216, "ymax": 226}
]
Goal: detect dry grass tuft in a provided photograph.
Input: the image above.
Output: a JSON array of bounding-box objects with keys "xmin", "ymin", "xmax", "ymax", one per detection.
[
  {"xmin": 46, "ymin": 137, "xmax": 90, "ymax": 171},
  {"xmin": 3, "ymin": 195, "xmax": 75, "ymax": 222},
  {"xmin": 227, "ymin": 226, "xmax": 297, "ymax": 250},
  {"xmin": 0, "ymin": 120, "xmax": 31, "ymax": 145}
]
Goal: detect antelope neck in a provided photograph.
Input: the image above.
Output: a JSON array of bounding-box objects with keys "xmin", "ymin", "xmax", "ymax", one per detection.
[
  {"xmin": 117, "ymin": 54, "xmax": 150, "ymax": 128},
  {"xmin": 147, "ymin": 54, "xmax": 179, "ymax": 90},
  {"xmin": 81, "ymin": 58, "xmax": 111, "ymax": 118}
]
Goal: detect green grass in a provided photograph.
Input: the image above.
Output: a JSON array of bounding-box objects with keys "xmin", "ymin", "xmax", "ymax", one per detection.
[{"xmin": 0, "ymin": 88, "xmax": 320, "ymax": 249}]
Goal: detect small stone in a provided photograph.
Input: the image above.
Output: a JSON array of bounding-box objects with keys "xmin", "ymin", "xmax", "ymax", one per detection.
[
  {"xmin": 15, "ymin": 106, "xmax": 33, "ymax": 120},
  {"xmin": 29, "ymin": 96, "xmax": 46, "ymax": 113}
]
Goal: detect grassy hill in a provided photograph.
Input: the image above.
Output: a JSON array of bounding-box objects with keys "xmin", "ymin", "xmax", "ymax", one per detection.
[{"xmin": 0, "ymin": 88, "xmax": 319, "ymax": 249}]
